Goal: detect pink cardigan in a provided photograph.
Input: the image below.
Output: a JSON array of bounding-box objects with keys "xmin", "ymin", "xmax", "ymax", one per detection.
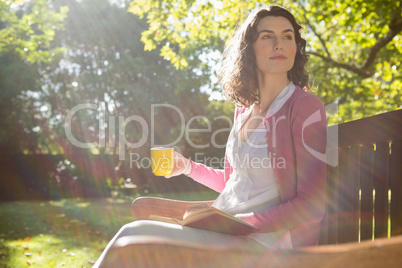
[{"xmin": 188, "ymin": 86, "xmax": 327, "ymax": 248}]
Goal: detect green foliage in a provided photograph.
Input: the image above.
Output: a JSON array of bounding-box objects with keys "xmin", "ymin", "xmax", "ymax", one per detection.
[
  {"xmin": 0, "ymin": 0, "xmax": 68, "ymax": 62},
  {"xmin": 129, "ymin": 0, "xmax": 266, "ymax": 69},
  {"xmin": 2, "ymin": 0, "xmax": 401, "ymax": 156},
  {"xmin": 43, "ymin": 0, "xmax": 210, "ymax": 157},
  {"xmin": 0, "ymin": 54, "xmax": 44, "ymax": 153},
  {"xmin": 0, "ymin": 0, "xmax": 212, "ymax": 155},
  {"xmin": 301, "ymin": 0, "xmax": 402, "ymax": 122},
  {"xmin": 0, "ymin": 0, "xmax": 68, "ymax": 153},
  {"xmin": 129, "ymin": 0, "xmax": 402, "ymax": 122}
]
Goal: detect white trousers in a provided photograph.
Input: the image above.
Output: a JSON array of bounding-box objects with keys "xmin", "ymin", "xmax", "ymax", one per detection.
[{"xmin": 93, "ymin": 220, "xmax": 266, "ymax": 267}]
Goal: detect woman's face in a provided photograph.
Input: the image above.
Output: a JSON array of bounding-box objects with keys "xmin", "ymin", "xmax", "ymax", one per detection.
[{"xmin": 252, "ymin": 16, "xmax": 297, "ymax": 76}]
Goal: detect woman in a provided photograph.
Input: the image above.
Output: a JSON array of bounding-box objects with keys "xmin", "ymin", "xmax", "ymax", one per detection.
[{"xmin": 95, "ymin": 4, "xmax": 327, "ymax": 266}]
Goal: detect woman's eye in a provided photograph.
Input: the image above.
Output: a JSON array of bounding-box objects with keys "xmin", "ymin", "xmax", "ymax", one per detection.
[
  {"xmin": 284, "ymin": 35, "xmax": 293, "ymax": 40},
  {"xmin": 262, "ymin": 35, "xmax": 273, "ymax": 39}
]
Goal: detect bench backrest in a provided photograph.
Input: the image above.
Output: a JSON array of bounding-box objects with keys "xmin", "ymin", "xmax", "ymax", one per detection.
[{"xmin": 319, "ymin": 109, "xmax": 402, "ymax": 245}]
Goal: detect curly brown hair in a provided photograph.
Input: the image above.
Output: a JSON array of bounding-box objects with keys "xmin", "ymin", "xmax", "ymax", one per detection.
[{"xmin": 219, "ymin": 5, "xmax": 310, "ymax": 108}]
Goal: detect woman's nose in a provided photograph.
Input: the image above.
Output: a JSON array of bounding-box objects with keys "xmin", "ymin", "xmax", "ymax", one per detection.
[{"xmin": 274, "ymin": 38, "xmax": 283, "ymax": 50}]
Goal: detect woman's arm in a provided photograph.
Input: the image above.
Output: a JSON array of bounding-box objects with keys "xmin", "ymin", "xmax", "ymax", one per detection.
[
  {"xmin": 186, "ymin": 160, "xmax": 226, "ymax": 193},
  {"xmin": 164, "ymin": 151, "xmax": 226, "ymax": 193}
]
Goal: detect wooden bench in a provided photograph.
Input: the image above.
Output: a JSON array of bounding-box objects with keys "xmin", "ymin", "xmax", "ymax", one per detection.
[
  {"xmin": 102, "ymin": 109, "xmax": 402, "ymax": 267},
  {"xmin": 319, "ymin": 108, "xmax": 402, "ymax": 244}
]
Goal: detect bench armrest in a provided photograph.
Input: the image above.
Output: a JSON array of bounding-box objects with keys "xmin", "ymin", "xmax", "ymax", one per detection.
[{"xmin": 131, "ymin": 197, "xmax": 215, "ymax": 220}]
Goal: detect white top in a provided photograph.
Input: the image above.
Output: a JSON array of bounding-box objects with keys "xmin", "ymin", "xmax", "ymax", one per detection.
[{"xmin": 212, "ymin": 82, "xmax": 295, "ymax": 249}]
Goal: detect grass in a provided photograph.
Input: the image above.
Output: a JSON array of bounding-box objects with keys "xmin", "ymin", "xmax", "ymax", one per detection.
[{"xmin": 0, "ymin": 191, "xmax": 218, "ymax": 267}]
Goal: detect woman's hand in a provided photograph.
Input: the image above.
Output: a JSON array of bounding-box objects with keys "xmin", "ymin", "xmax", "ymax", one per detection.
[{"xmin": 164, "ymin": 152, "xmax": 192, "ymax": 178}]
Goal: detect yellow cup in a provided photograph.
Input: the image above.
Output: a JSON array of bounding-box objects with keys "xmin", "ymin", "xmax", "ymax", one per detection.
[{"xmin": 151, "ymin": 147, "xmax": 174, "ymax": 176}]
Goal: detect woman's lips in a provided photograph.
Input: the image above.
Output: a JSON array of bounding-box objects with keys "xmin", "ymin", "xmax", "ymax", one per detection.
[{"xmin": 269, "ymin": 55, "xmax": 287, "ymax": 60}]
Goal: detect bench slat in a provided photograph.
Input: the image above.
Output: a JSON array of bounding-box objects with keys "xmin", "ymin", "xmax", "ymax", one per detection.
[
  {"xmin": 390, "ymin": 141, "xmax": 402, "ymax": 236},
  {"xmin": 373, "ymin": 142, "xmax": 390, "ymax": 239},
  {"xmin": 321, "ymin": 151, "xmax": 340, "ymax": 245},
  {"xmin": 337, "ymin": 146, "xmax": 360, "ymax": 243},
  {"xmin": 336, "ymin": 109, "xmax": 402, "ymax": 147},
  {"xmin": 318, "ymin": 148, "xmax": 336, "ymax": 245},
  {"xmin": 360, "ymin": 144, "xmax": 374, "ymax": 241}
]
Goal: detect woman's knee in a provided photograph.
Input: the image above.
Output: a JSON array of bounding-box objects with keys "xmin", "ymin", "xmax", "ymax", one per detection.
[
  {"xmin": 122, "ymin": 220, "xmax": 154, "ymax": 229},
  {"xmin": 121, "ymin": 221, "xmax": 139, "ymax": 229},
  {"xmin": 118, "ymin": 220, "xmax": 157, "ymax": 237}
]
